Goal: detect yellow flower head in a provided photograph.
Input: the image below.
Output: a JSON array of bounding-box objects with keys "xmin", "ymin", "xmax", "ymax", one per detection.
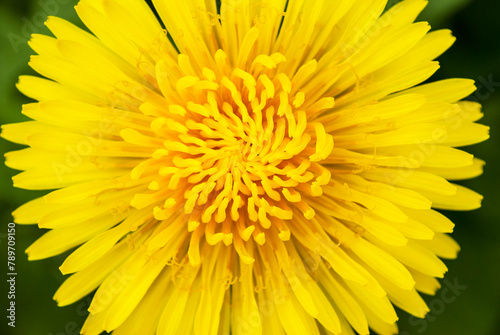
[{"xmin": 2, "ymin": 0, "xmax": 489, "ymax": 334}]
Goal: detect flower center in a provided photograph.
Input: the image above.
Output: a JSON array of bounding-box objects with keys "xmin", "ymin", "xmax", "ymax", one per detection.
[{"xmin": 127, "ymin": 28, "xmax": 336, "ymax": 265}]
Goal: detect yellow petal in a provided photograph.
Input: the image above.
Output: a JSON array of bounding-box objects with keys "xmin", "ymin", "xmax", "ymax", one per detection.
[
  {"xmin": 361, "ymin": 260, "xmax": 429, "ymax": 318},
  {"xmin": 400, "ymin": 78, "xmax": 476, "ymax": 103},
  {"xmin": 418, "ymin": 233, "xmax": 460, "ymax": 259},
  {"xmin": 54, "ymin": 241, "xmax": 132, "ymax": 306},
  {"xmin": 361, "ymin": 168, "xmax": 457, "ymax": 196},
  {"xmin": 373, "ymin": 239, "xmax": 448, "ymax": 278},
  {"xmin": 38, "ymin": 187, "xmax": 137, "ymax": 229},
  {"xmin": 324, "ymin": 217, "xmax": 415, "ymax": 290},
  {"xmin": 151, "ymin": 0, "xmax": 213, "ymax": 64},
  {"xmin": 112, "ymin": 269, "xmax": 173, "ymax": 335},
  {"xmin": 274, "ymin": 287, "xmax": 321, "ymax": 335},
  {"xmin": 256, "ymin": 286, "xmax": 286, "ymax": 335},
  {"xmin": 380, "ymin": 0, "xmax": 428, "ymax": 29},
  {"xmin": 26, "ymin": 210, "xmax": 126, "ymax": 260},
  {"xmin": 17, "ymin": 75, "xmax": 89, "ymax": 103},
  {"xmin": 409, "ymin": 269, "xmax": 441, "ymax": 295},
  {"xmin": 423, "ymin": 184, "xmax": 483, "ymax": 211},
  {"xmin": 12, "ymin": 197, "xmax": 50, "ymax": 224},
  {"xmin": 1, "ymin": 121, "xmax": 59, "ymax": 145},
  {"xmin": 75, "ymin": 0, "xmax": 142, "ymax": 65},
  {"xmin": 60, "ymin": 208, "xmax": 153, "ymax": 274},
  {"xmin": 402, "ymin": 208, "xmax": 455, "ymax": 233},
  {"xmin": 319, "ymin": 264, "xmax": 369, "ymax": 335},
  {"xmin": 345, "ymin": 279, "xmax": 398, "ymax": 325},
  {"xmin": 442, "ymin": 122, "xmax": 490, "ymax": 147},
  {"xmin": 420, "ymin": 158, "xmax": 485, "ymax": 181},
  {"xmin": 231, "ymin": 262, "xmax": 262, "ymax": 335},
  {"xmin": 157, "ymin": 271, "xmax": 200, "ymax": 335},
  {"xmin": 103, "ymin": 248, "xmax": 172, "ymax": 331}
]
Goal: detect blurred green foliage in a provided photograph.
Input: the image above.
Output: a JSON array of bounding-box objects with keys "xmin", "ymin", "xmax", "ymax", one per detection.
[{"xmin": 1, "ymin": 1, "xmax": 499, "ymax": 334}]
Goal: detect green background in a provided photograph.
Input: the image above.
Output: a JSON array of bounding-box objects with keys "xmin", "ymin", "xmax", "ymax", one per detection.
[{"xmin": 1, "ymin": 0, "xmax": 499, "ymax": 334}]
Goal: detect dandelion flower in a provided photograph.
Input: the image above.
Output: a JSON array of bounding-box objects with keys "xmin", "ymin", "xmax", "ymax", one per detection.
[{"xmin": 2, "ymin": 0, "xmax": 489, "ymax": 334}]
